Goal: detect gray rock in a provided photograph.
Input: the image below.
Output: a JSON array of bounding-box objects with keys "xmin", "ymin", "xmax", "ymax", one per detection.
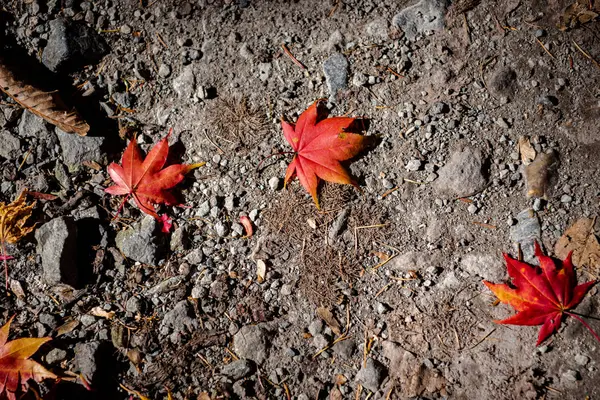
[
  {"xmin": 460, "ymin": 253, "xmax": 505, "ymax": 282},
  {"xmin": 352, "ymin": 72, "xmax": 369, "ymax": 87},
  {"xmin": 126, "ymin": 296, "xmax": 144, "ymax": 313},
  {"xmin": 434, "ymin": 147, "xmax": 488, "ymax": 197},
  {"xmin": 329, "ymin": 208, "xmax": 349, "ymax": 240},
  {"xmin": 56, "ymin": 128, "xmax": 105, "ymax": 171},
  {"xmin": 220, "ymin": 359, "xmax": 254, "ymax": 380},
  {"xmin": 0, "ymin": 130, "xmax": 20, "ymax": 159},
  {"xmin": 214, "ymin": 220, "xmax": 229, "ymax": 237},
  {"xmin": 43, "ymin": 18, "xmax": 108, "ymax": 72},
  {"xmin": 45, "ymin": 348, "xmax": 67, "ymax": 364},
  {"xmin": 170, "ymin": 225, "xmax": 188, "ymax": 252},
  {"xmin": 562, "ymin": 369, "xmax": 580, "ymax": 382},
  {"xmin": 406, "ymin": 159, "xmax": 422, "ymax": 171},
  {"xmin": 74, "ymin": 341, "xmax": 102, "ymax": 384},
  {"xmin": 196, "ymin": 200, "xmax": 210, "ymax": 217},
  {"xmin": 158, "ymin": 63, "xmax": 171, "ymax": 77},
  {"xmin": 429, "ymin": 102, "xmax": 449, "ymax": 115},
  {"xmin": 18, "ymin": 112, "xmax": 52, "ymax": 139},
  {"xmin": 356, "ymin": 358, "xmax": 387, "ymax": 393},
  {"xmin": 173, "ymin": 65, "xmax": 196, "ymax": 99},
  {"xmin": 393, "ymin": 0, "xmax": 449, "ymax": 40},
  {"xmin": 311, "ymin": 334, "xmax": 328, "ymax": 349},
  {"xmin": 36, "ymin": 217, "xmax": 78, "ymax": 286},
  {"xmin": 159, "ymin": 300, "xmax": 198, "ymax": 343},
  {"xmin": 364, "ymin": 18, "xmax": 389, "ymax": 40},
  {"xmin": 308, "ymin": 319, "xmax": 324, "ymax": 336},
  {"xmin": 323, "ymin": 53, "xmax": 348, "ymax": 102},
  {"xmin": 115, "ymin": 215, "xmax": 166, "ymax": 265},
  {"xmin": 268, "ymin": 176, "xmax": 281, "ymax": 191},
  {"xmin": 233, "ymin": 324, "xmax": 270, "ymax": 364},
  {"xmin": 257, "ymin": 62, "xmax": 271, "ymax": 82},
  {"xmin": 575, "ymin": 354, "xmax": 590, "ymax": 366},
  {"xmin": 509, "ymin": 209, "xmax": 541, "ymax": 263},
  {"xmin": 332, "ymin": 339, "xmax": 355, "ymax": 359}
]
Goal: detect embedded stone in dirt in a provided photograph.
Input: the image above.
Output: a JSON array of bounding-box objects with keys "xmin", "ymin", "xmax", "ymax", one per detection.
[
  {"xmin": 0, "ymin": 130, "xmax": 20, "ymax": 159},
  {"xmin": 74, "ymin": 341, "xmax": 103, "ymax": 385},
  {"xmin": 56, "ymin": 127, "xmax": 106, "ymax": 172},
  {"xmin": 42, "ymin": 17, "xmax": 108, "ymax": 72},
  {"xmin": 18, "ymin": 112, "xmax": 52, "ymax": 139},
  {"xmin": 36, "ymin": 216, "xmax": 78, "ymax": 287},
  {"xmin": 392, "ymin": 0, "xmax": 450, "ymax": 41},
  {"xmin": 159, "ymin": 300, "xmax": 199, "ymax": 344},
  {"xmin": 220, "ymin": 359, "xmax": 254, "ymax": 380},
  {"xmin": 115, "ymin": 215, "xmax": 166, "ymax": 265},
  {"xmin": 509, "ymin": 209, "xmax": 541, "ymax": 263},
  {"xmin": 173, "ymin": 65, "xmax": 196, "ymax": 100},
  {"xmin": 233, "ymin": 324, "xmax": 270, "ymax": 365},
  {"xmin": 434, "ymin": 147, "xmax": 488, "ymax": 197},
  {"xmin": 355, "ymin": 357, "xmax": 387, "ymax": 393},
  {"xmin": 460, "ymin": 253, "xmax": 505, "ymax": 282},
  {"xmin": 323, "ymin": 53, "xmax": 348, "ymax": 103}
]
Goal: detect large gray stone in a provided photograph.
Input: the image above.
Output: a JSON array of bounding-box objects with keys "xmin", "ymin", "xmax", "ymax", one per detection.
[
  {"xmin": 159, "ymin": 300, "xmax": 198, "ymax": 344},
  {"xmin": 220, "ymin": 359, "xmax": 254, "ymax": 380},
  {"xmin": 233, "ymin": 324, "xmax": 270, "ymax": 365},
  {"xmin": 173, "ymin": 65, "xmax": 196, "ymax": 100},
  {"xmin": 434, "ymin": 147, "xmax": 488, "ymax": 197},
  {"xmin": 56, "ymin": 127, "xmax": 105, "ymax": 171},
  {"xmin": 74, "ymin": 341, "xmax": 103, "ymax": 384},
  {"xmin": 393, "ymin": 0, "xmax": 450, "ymax": 41},
  {"xmin": 115, "ymin": 215, "xmax": 165, "ymax": 265},
  {"xmin": 36, "ymin": 216, "xmax": 78, "ymax": 286},
  {"xmin": 355, "ymin": 358, "xmax": 387, "ymax": 393},
  {"xmin": 323, "ymin": 53, "xmax": 348, "ymax": 103},
  {"xmin": 18, "ymin": 112, "xmax": 52, "ymax": 139},
  {"xmin": 509, "ymin": 209, "xmax": 541, "ymax": 263},
  {"xmin": 42, "ymin": 18, "xmax": 108, "ymax": 72},
  {"xmin": 0, "ymin": 130, "xmax": 20, "ymax": 159}
]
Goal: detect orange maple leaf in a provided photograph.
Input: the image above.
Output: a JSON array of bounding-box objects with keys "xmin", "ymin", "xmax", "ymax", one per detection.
[
  {"xmin": 484, "ymin": 242, "xmax": 598, "ymax": 345},
  {"xmin": 282, "ymin": 100, "xmax": 367, "ymax": 208},
  {"xmin": 105, "ymin": 130, "xmax": 204, "ymax": 232},
  {"xmin": 0, "ymin": 317, "xmax": 56, "ymax": 400}
]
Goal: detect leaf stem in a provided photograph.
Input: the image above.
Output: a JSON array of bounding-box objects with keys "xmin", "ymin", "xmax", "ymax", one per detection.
[
  {"xmin": 256, "ymin": 151, "xmax": 296, "ymax": 171},
  {"xmin": 113, "ymin": 193, "xmax": 131, "ymax": 221},
  {"xmin": 565, "ymin": 311, "xmax": 600, "ymax": 343},
  {"xmin": 1, "ymin": 240, "xmax": 7, "ymax": 291}
]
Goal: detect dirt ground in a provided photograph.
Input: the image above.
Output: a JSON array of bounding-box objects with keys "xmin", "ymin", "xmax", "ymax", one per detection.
[{"xmin": 1, "ymin": 0, "xmax": 600, "ymax": 399}]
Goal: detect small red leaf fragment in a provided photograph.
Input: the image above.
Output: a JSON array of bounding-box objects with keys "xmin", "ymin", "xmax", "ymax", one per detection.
[
  {"xmin": 282, "ymin": 100, "xmax": 367, "ymax": 208},
  {"xmin": 483, "ymin": 241, "xmax": 597, "ymax": 345},
  {"xmin": 240, "ymin": 216, "xmax": 253, "ymax": 238}
]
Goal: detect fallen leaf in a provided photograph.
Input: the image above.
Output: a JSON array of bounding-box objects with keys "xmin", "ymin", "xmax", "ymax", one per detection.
[
  {"xmin": 0, "ymin": 191, "xmax": 36, "ymax": 286},
  {"xmin": 8, "ymin": 279, "xmax": 25, "ymax": 299},
  {"xmin": 282, "ymin": 100, "xmax": 367, "ymax": 208},
  {"xmin": 0, "ymin": 59, "xmax": 89, "ymax": 135},
  {"xmin": 524, "ymin": 152, "xmax": 557, "ymax": 198},
  {"xmin": 0, "ymin": 317, "xmax": 57, "ymax": 400},
  {"xmin": 329, "ymin": 387, "xmax": 343, "ymax": 400},
  {"xmin": 558, "ymin": 1, "xmax": 599, "ymax": 30},
  {"xmin": 517, "ymin": 136, "xmax": 536, "ymax": 165},
  {"xmin": 555, "ymin": 218, "xmax": 600, "ymax": 274},
  {"xmin": 483, "ymin": 242, "xmax": 598, "ymax": 345},
  {"xmin": 55, "ymin": 319, "xmax": 79, "ymax": 336},
  {"xmin": 240, "ymin": 216, "xmax": 253, "ymax": 237},
  {"xmin": 256, "ymin": 259, "xmax": 267, "ymax": 283},
  {"xmin": 316, "ymin": 306, "xmax": 342, "ymax": 336},
  {"xmin": 105, "ymin": 130, "xmax": 204, "ymax": 233},
  {"xmin": 0, "ymin": 191, "xmax": 36, "ymax": 245},
  {"xmin": 89, "ymin": 307, "xmax": 115, "ymax": 319}
]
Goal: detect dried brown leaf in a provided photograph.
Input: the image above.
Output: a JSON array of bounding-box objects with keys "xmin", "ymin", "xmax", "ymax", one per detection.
[
  {"xmin": 317, "ymin": 306, "xmax": 342, "ymax": 336},
  {"xmin": 555, "ymin": 218, "xmax": 600, "ymax": 275},
  {"xmin": 517, "ymin": 136, "xmax": 536, "ymax": 165},
  {"xmin": 524, "ymin": 152, "xmax": 557, "ymax": 198},
  {"xmin": 558, "ymin": 1, "xmax": 599, "ymax": 31},
  {"xmin": 0, "ymin": 191, "xmax": 36, "ymax": 245},
  {"xmin": 0, "ymin": 59, "xmax": 89, "ymax": 136}
]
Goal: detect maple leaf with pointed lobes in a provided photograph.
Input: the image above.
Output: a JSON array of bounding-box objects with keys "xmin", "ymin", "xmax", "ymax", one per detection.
[
  {"xmin": 282, "ymin": 100, "xmax": 367, "ymax": 208},
  {"xmin": 0, "ymin": 317, "xmax": 56, "ymax": 400},
  {"xmin": 484, "ymin": 242, "xmax": 599, "ymax": 345},
  {"xmin": 105, "ymin": 130, "xmax": 204, "ymax": 233}
]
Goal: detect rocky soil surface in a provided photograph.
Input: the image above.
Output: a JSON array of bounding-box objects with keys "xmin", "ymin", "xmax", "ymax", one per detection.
[{"xmin": 1, "ymin": 0, "xmax": 600, "ymax": 399}]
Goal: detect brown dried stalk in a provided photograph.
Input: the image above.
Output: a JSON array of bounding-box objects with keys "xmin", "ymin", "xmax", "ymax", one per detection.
[{"xmin": 0, "ymin": 58, "xmax": 89, "ymax": 135}]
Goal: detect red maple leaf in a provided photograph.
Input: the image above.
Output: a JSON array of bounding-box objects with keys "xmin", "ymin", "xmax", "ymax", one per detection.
[
  {"xmin": 282, "ymin": 100, "xmax": 367, "ymax": 208},
  {"xmin": 0, "ymin": 317, "xmax": 56, "ymax": 400},
  {"xmin": 484, "ymin": 242, "xmax": 599, "ymax": 345},
  {"xmin": 105, "ymin": 130, "xmax": 203, "ymax": 232}
]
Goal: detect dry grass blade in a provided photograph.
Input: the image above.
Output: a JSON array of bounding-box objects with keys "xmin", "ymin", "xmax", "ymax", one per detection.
[{"xmin": 0, "ymin": 59, "xmax": 89, "ymax": 135}]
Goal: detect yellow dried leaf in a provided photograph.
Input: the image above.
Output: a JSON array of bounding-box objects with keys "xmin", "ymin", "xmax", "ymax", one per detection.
[
  {"xmin": 0, "ymin": 191, "xmax": 36, "ymax": 245},
  {"xmin": 524, "ymin": 152, "xmax": 557, "ymax": 198},
  {"xmin": 316, "ymin": 306, "xmax": 342, "ymax": 336},
  {"xmin": 517, "ymin": 136, "xmax": 536, "ymax": 166}
]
